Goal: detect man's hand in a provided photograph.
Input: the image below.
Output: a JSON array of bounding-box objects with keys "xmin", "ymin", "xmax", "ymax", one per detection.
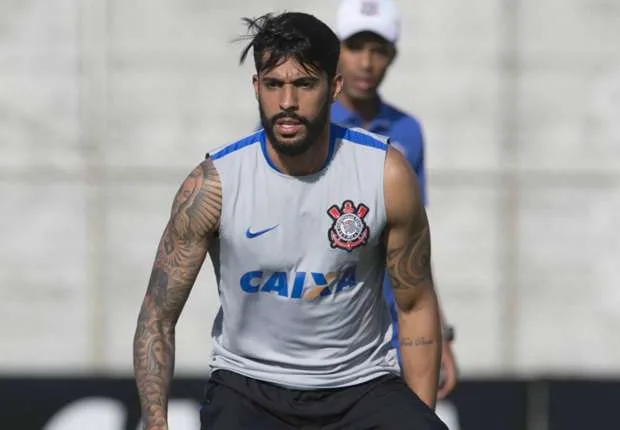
[
  {"xmin": 437, "ymin": 340, "xmax": 458, "ymax": 399},
  {"xmin": 144, "ymin": 425, "xmax": 169, "ymax": 430}
]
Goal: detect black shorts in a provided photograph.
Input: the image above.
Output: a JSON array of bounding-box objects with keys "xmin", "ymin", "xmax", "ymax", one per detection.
[{"xmin": 200, "ymin": 370, "xmax": 448, "ymax": 430}]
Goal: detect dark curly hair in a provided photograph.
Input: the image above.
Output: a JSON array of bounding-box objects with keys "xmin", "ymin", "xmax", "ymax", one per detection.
[{"xmin": 239, "ymin": 12, "xmax": 340, "ymax": 80}]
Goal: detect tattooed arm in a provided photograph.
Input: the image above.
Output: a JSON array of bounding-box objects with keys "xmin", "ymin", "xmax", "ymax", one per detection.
[
  {"xmin": 133, "ymin": 158, "xmax": 221, "ymax": 430},
  {"xmin": 383, "ymin": 146, "xmax": 442, "ymax": 409}
]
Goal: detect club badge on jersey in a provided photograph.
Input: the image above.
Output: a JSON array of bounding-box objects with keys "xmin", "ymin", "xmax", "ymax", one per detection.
[{"xmin": 327, "ymin": 200, "xmax": 370, "ymax": 252}]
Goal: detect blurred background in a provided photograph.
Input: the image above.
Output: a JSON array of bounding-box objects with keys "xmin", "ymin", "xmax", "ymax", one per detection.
[{"xmin": 1, "ymin": 0, "xmax": 619, "ymax": 429}]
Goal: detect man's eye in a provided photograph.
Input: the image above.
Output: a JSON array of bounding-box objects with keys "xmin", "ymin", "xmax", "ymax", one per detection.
[
  {"xmin": 263, "ymin": 80, "xmax": 281, "ymax": 89},
  {"xmin": 296, "ymin": 80, "xmax": 316, "ymax": 89}
]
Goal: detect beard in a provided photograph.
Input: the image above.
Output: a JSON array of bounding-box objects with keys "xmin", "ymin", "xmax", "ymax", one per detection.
[{"xmin": 259, "ymin": 97, "xmax": 330, "ymax": 157}]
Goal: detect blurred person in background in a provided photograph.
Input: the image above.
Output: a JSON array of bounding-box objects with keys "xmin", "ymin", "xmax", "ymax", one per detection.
[
  {"xmin": 332, "ymin": 0, "xmax": 459, "ymax": 401},
  {"xmin": 133, "ymin": 11, "xmax": 447, "ymax": 430}
]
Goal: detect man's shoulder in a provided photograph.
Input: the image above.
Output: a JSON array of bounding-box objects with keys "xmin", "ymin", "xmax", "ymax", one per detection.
[
  {"xmin": 380, "ymin": 101, "xmax": 423, "ymax": 133},
  {"xmin": 208, "ymin": 129, "xmax": 263, "ymax": 161},
  {"xmin": 333, "ymin": 123, "xmax": 390, "ymax": 150}
]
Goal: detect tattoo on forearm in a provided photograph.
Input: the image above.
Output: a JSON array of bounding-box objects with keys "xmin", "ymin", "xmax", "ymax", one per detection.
[
  {"xmin": 387, "ymin": 224, "xmax": 431, "ymax": 290},
  {"xmin": 133, "ymin": 295, "xmax": 174, "ymax": 426},
  {"xmin": 133, "ymin": 159, "xmax": 221, "ymax": 425},
  {"xmin": 401, "ymin": 337, "xmax": 436, "ymax": 347}
]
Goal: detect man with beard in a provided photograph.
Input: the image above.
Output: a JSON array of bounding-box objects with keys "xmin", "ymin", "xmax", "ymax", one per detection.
[
  {"xmin": 133, "ymin": 11, "xmax": 447, "ymax": 430},
  {"xmin": 332, "ymin": 0, "xmax": 459, "ymax": 402}
]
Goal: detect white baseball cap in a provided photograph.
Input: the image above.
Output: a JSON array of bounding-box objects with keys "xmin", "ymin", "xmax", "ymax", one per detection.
[{"xmin": 336, "ymin": 0, "xmax": 401, "ymax": 43}]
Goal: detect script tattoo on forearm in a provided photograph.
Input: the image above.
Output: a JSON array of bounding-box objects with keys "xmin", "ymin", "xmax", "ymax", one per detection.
[
  {"xmin": 387, "ymin": 224, "xmax": 431, "ymax": 290},
  {"xmin": 401, "ymin": 336, "xmax": 436, "ymax": 348},
  {"xmin": 133, "ymin": 159, "xmax": 221, "ymax": 426}
]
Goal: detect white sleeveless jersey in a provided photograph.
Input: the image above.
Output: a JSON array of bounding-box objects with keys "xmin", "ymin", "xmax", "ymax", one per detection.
[{"xmin": 207, "ymin": 123, "xmax": 399, "ymax": 389}]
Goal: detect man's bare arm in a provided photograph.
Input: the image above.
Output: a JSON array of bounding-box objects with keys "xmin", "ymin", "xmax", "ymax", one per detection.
[
  {"xmin": 383, "ymin": 146, "xmax": 442, "ymax": 409},
  {"xmin": 133, "ymin": 158, "xmax": 221, "ymax": 430}
]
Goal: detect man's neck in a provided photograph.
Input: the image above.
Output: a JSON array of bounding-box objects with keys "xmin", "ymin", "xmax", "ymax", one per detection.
[
  {"xmin": 265, "ymin": 126, "xmax": 331, "ymax": 176},
  {"xmin": 338, "ymin": 94, "xmax": 381, "ymax": 127}
]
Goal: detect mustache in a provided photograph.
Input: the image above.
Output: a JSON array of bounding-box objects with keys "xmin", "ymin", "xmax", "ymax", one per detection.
[{"xmin": 270, "ymin": 111, "xmax": 310, "ymax": 126}]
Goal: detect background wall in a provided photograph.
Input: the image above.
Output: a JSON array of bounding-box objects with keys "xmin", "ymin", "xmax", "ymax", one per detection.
[{"xmin": 1, "ymin": 0, "xmax": 619, "ymax": 378}]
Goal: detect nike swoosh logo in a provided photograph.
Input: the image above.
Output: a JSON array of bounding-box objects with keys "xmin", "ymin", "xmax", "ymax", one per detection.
[{"xmin": 245, "ymin": 225, "xmax": 279, "ymax": 239}]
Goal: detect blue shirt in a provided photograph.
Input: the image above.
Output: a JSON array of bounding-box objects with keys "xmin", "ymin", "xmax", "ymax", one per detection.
[{"xmin": 331, "ymin": 99, "xmax": 427, "ymax": 355}]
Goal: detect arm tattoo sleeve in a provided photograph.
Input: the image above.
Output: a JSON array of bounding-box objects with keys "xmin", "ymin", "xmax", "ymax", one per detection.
[
  {"xmin": 386, "ymin": 224, "xmax": 431, "ymax": 291},
  {"xmin": 133, "ymin": 159, "xmax": 221, "ymax": 426}
]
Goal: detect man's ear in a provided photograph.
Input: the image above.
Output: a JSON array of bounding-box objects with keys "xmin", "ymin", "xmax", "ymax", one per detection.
[
  {"xmin": 389, "ymin": 46, "xmax": 398, "ymax": 66},
  {"xmin": 331, "ymin": 73, "xmax": 344, "ymax": 102},
  {"xmin": 252, "ymin": 74, "xmax": 259, "ymax": 100}
]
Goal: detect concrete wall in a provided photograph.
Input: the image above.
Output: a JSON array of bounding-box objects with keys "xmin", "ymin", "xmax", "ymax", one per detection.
[{"xmin": 1, "ymin": 0, "xmax": 619, "ymax": 376}]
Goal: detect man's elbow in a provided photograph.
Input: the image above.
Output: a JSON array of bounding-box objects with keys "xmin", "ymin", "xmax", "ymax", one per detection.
[
  {"xmin": 394, "ymin": 284, "xmax": 437, "ymax": 314},
  {"xmin": 136, "ymin": 299, "xmax": 177, "ymax": 336}
]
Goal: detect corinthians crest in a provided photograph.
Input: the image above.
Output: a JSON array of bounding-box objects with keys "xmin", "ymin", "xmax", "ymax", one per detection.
[{"xmin": 327, "ymin": 200, "xmax": 370, "ymax": 252}]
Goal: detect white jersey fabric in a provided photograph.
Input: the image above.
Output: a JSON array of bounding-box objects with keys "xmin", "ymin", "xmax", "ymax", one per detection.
[{"xmin": 207, "ymin": 123, "xmax": 400, "ymax": 389}]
